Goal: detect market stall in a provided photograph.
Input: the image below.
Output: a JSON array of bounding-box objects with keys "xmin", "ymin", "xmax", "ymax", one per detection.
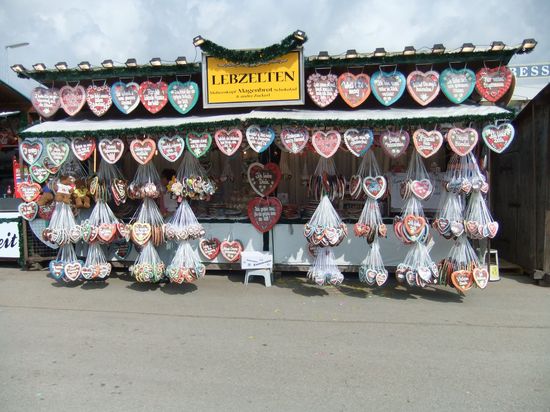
[{"xmin": 13, "ymin": 32, "xmax": 533, "ymax": 292}]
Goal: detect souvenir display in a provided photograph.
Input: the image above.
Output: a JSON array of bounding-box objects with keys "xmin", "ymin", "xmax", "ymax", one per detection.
[
  {"xmin": 307, "ymin": 73, "xmax": 339, "ymax": 108},
  {"xmin": 168, "ymin": 151, "xmax": 217, "ymax": 201},
  {"xmin": 464, "ymin": 191, "xmax": 498, "ymax": 239},
  {"xmin": 308, "ymin": 157, "xmax": 345, "ymax": 201},
  {"xmin": 406, "ymin": 70, "xmax": 440, "ymax": 106},
  {"xmin": 475, "ymin": 66, "xmax": 513, "ymax": 103},
  {"xmin": 400, "ymin": 151, "xmax": 433, "ymax": 201},
  {"xmin": 280, "ymin": 127, "xmax": 309, "ymax": 154},
  {"xmin": 166, "ymin": 242, "xmax": 205, "ymax": 283},
  {"xmin": 358, "ymin": 239, "xmax": 388, "ymax": 286},
  {"xmin": 395, "ymin": 242, "xmax": 438, "ymax": 287},
  {"xmin": 81, "ymin": 243, "xmax": 112, "ymax": 280},
  {"xmin": 337, "ymin": 72, "xmax": 371, "ymax": 108},
  {"xmin": 370, "ymin": 70, "xmax": 406, "ymax": 106},
  {"xmin": 131, "ymin": 243, "xmax": 165, "ymax": 283},
  {"xmin": 482, "ymin": 122, "xmax": 515, "ymax": 153},
  {"xmin": 49, "ymin": 244, "xmax": 84, "ymax": 283},
  {"xmin": 164, "ymin": 200, "xmax": 205, "ymax": 241}
]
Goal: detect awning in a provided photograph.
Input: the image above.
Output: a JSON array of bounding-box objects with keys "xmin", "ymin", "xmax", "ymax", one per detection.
[
  {"xmin": 21, "ymin": 105, "xmax": 513, "ymax": 137},
  {"xmin": 0, "ymin": 111, "xmax": 21, "ymax": 118}
]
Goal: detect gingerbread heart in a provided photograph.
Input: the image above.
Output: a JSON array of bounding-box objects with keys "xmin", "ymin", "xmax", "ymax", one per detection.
[
  {"xmin": 280, "ymin": 127, "xmax": 309, "ymax": 154},
  {"xmin": 20, "ymin": 139, "xmax": 43, "ymax": 165},
  {"xmin": 130, "ymin": 138, "xmax": 156, "ymax": 164},
  {"xmin": 482, "ymin": 123, "xmax": 515, "ymax": 153},
  {"xmin": 412, "ymin": 129, "xmax": 443, "ymax": 158},
  {"xmin": 343, "ymin": 129, "xmax": 373, "ymax": 157},
  {"xmin": 46, "ymin": 141, "xmax": 70, "ymax": 166},
  {"xmin": 186, "ymin": 132, "xmax": 212, "ymax": 158},
  {"xmin": 131, "ymin": 222, "xmax": 152, "ymax": 245},
  {"xmin": 246, "ymin": 125, "xmax": 275, "ymax": 153},
  {"xmin": 380, "ymin": 130, "xmax": 410, "ymax": 158},
  {"xmin": 406, "ymin": 70, "xmax": 440, "ymax": 106},
  {"xmin": 410, "ymin": 179, "xmax": 433, "ymax": 200},
  {"xmin": 49, "ymin": 260, "xmax": 65, "ymax": 280},
  {"xmin": 370, "ymin": 70, "xmax": 406, "ymax": 106},
  {"xmin": 307, "ymin": 73, "xmax": 338, "ymax": 108},
  {"xmin": 71, "ymin": 137, "xmax": 96, "ymax": 161},
  {"xmin": 18, "ymin": 201, "xmax": 38, "ymax": 221},
  {"xmin": 158, "ymin": 135, "xmax": 185, "ymax": 162},
  {"xmin": 111, "ymin": 81, "xmax": 140, "ymax": 114},
  {"xmin": 473, "ymin": 267, "xmax": 489, "ymax": 289},
  {"xmin": 19, "ymin": 182, "xmax": 41, "ymax": 202},
  {"xmin": 475, "ymin": 66, "xmax": 513, "ymax": 102},
  {"xmin": 311, "ymin": 130, "xmax": 341, "ymax": 158},
  {"xmin": 30, "ymin": 164, "xmax": 49, "ymax": 184},
  {"xmin": 98, "ymin": 223, "xmax": 117, "ymax": 243},
  {"xmin": 446, "ymin": 128, "xmax": 478, "ymax": 156},
  {"xmin": 214, "ymin": 129, "xmax": 243, "ymax": 156},
  {"xmin": 64, "ymin": 262, "xmax": 82, "ymax": 281},
  {"xmin": 440, "ymin": 68, "xmax": 476, "ymax": 104},
  {"xmin": 139, "ymin": 81, "xmax": 168, "ymax": 114},
  {"xmin": 60, "ymin": 85, "xmax": 86, "ymax": 116},
  {"xmin": 167, "ymin": 80, "xmax": 199, "ymax": 114},
  {"xmin": 86, "ymin": 85, "xmax": 112, "ymax": 117},
  {"xmin": 337, "ymin": 72, "xmax": 371, "ymax": 108},
  {"xmin": 98, "ymin": 138, "xmax": 125, "ymax": 164},
  {"xmin": 199, "ymin": 238, "xmax": 221, "ymax": 260},
  {"xmin": 31, "ymin": 87, "xmax": 61, "ymax": 118},
  {"xmin": 247, "ymin": 162, "xmax": 282, "ymax": 197},
  {"xmin": 220, "ymin": 240, "xmax": 243, "ymax": 263},
  {"xmin": 403, "ymin": 215, "xmax": 426, "ymax": 237},
  {"xmin": 451, "ymin": 270, "xmax": 474, "ymax": 292},
  {"xmin": 362, "ymin": 176, "xmax": 387, "ymax": 200},
  {"xmin": 247, "ymin": 197, "xmax": 282, "ymax": 233}
]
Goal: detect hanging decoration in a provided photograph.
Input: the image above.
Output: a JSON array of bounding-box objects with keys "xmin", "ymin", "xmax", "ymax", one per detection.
[
  {"xmin": 439, "ymin": 68, "xmax": 476, "ymax": 104},
  {"xmin": 464, "ymin": 191, "xmax": 498, "ymax": 239},
  {"xmin": 370, "ymin": 70, "xmax": 406, "ymax": 106},
  {"xmin": 438, "ymin": 235, "xmax": 485, "ymax": 292},
  {"xmin": 481, "ymin": 123, "xmax": 515, "ymax": 153},
  {"xmin": 86, "ymin": 85, "xmax": 113, "ymax": 117},
  {"xmin": 168, "ymin": 151, "xmax": 216, "ymax": 200},
  {"xmin": 396, "ymin": 242, "xmax": 438, "ymax": 287},
  {"xmin": 247, "ymin": 162, "xmax": 282, "ymax": 197},
  {"xmin": 60, "ymin": 85, "xmax": 86, "ymax": 116},
  {"xmin": 337, "ymin": 72, "xmax": 371, "ymax": 108},
  {"xmin": 343, "ymin": 128, "xmax": 373, "ymax": 157},
  {"xmin": 98, "ymin": 138, "xmax": 125, "ymax": 164},
  {"xmin": 306, "ymin": 73, "xmax": 339, "ymax": 108},
  {"xmin": 246, "ymin": 125, "xmax": 275, "ymax": 153},
  {"xmin": 406, "ymin": 70, "xmax": 440, "ymax": 106},
  {"xmin": 433, "ymin": 191, "xmax": 465, "ymax": 239},
  {"xmin": 30, "ymin": 164, "xmax": 49, "ymax": 184},
  {"xmin": 129, "ymin": 137, "xmax": 156, "ymax": 165},
  {"xmin": 31, "ymin": 87, "xmax": 61, "ymax": 118},
  {"xmin": 308, "ymin": 157, "xmax": 345, "ymax": 201},
  {"xmin": 46, "ymin": 140, "xmax": 70, "ymax": 167},
  {"xmin": 214, "ymin": 128, "xmax": 243, "ymax": 156},
  {"xmin": 199, "ymin": 238, "xmax": 221, "ymax": 260},
  {"xmin": 279, "ymin": 127, "xmax": 309, "ymax": 154},
  {"xmin": 167, "ymin": 80, "xmax": 199, "ymax": 114},
  {"xmin": 70, "ymin": 136, "xmax": 96, "ymax": 161},
  {"xmin": 186, "ymin": 131, "xmax": 212, "ymax": 158},
  {"xmin": 220, "ymin": 239, "xmax": 243, "ymax": 262},
  {"xmin": 158, "ymin": 135, "xmax": 185, "ymax": 162},
  {"xmin": 311, "ymin": 130, "xmax": 341, "ymax": 158},
  {"xmin": 139, "ymin": 80, "xmax": 168, "ymax": 114},
  {"xmin": 475, "ymin": 66, "xmax": 513, "ymax": 102},
  {"xmin": 379, "ymin": 129, "xmax": 410, "ymax": 158},
  {"xmin": 111, "ymin": 81, "xmax": 141, "ymax": 114},
  {"xmin": 247, "ymin": 196, "xmax": 282, "ymax": 233},
  {"xmin": 446, "ymin": 127, "xmax": 478, "ymax": 156},
  {"xmin": 20, "ymin": 139, "xmax": 44, "ymax": 165},
  {"xmin": 412, "ymin": 129, "xmax": 443, "ymax": 158}
]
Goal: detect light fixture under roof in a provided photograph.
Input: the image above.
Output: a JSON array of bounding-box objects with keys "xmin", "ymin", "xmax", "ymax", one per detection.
[
  {"xmin": 490, "ymin": 41, "xmax": 505, "ymax": 51},
  {"xmin": 32, "ymin": 63, "xmax": 46, "ymax": 71},
  {"xmin": 78, "ymin": 61, "xmax": 91, "ymax": 70},
  {"xmin": 432, "ymin": 43, "xmax": 445, "ymax": 54},
  {"xmin": 317, "ymin": 51, "xmax": 329, "ymax": 60},
  {"xmin": 54, "ymin": 61, "xmax": 68, "ymax": 71},
  {"xmin": 193, "ymin": 35, "xmax": 205, "ymax": 47},
  {"xmin": 521, "ymin": 38, "xmax": 537, "ymax": 52},
  {"xmin": 175, "ymin": 56, "xmax": 187, "ymax": 65},
  {"xmin": 293, "ymin": 29, "xmax": 307, "ymax": 43},
  {"xmin": 373, "ymin": 47, "xmax": 386, "ymax": 57},
  {"xmin": 125, "ymin": 58, "xmax": 137, "ymax": 67},
  {"xmin": 10, "ymin": 64, "xmax": 26, "ymax": 73},
  {"xmin": 345, "ymin": 49, "xmax": 358, "ymax": 59},
  {"xmin": 460, "ymin": 42, "xmax": 476, "ymax": 53},
  {"xmin": 403, "ymin": 46, "xmax": 416, "ymax": 56},
  {"xmin": 149, "ymin": 57, "xmax": 162, "ymax": 67},
  {"xmin": 101, "ymin": 59, "xmax": 114, "ymax": 68}
]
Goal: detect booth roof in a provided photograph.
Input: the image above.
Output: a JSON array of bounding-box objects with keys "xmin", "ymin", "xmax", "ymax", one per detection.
[{"xmin": 20, "ymin": 105, "xmax": 513, "ymax": 137}]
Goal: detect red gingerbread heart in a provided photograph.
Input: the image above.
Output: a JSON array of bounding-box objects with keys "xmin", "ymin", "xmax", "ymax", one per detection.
[
  {"xmin": 19, "ymin": 182, "xmax": 41, "ymax": 203},
  {"xmin": 220, "ymin": 240, "xmax": 243, "ymax": 263},
  {"xmin": 451, "ymin": 270, "xmax": 474, "ymax": 292},
  {"xmin": 130, "ymin": 138, "xmax": 156, "ymax": 165},
  {"xmin": 311, "ymin": 130, "xmax": 341, "ymax": 158},
  {"xmin": 406, "ymin": 70, "xmax": 440, "ymax": 106},
  {"xmin": 475, "ymin": 66, "xmax": 513, "ymax": 102},
  {"xmin": 199, "ymin": 238, "xmax": 221, "ymax": 260},
  {"xmin": 247, "ymin": 197, "xmax": 282, "ymax": 233},
  {"xmin": 337, "ymin": 72, "xmax": 371, "ymax": 108},
  {"xmin": 139, "ymin": 81, "xmax": 168, "ymax": 114},
  {"xmin": 71, "ymin": 137, "xmax": 96, "ymax": 161},
  {"xmin": 380, "ymin": 130, "xmax": 410, "ymax": 158},
  {"xmin": 446, "ymin": 128, "xmax": 478, "ymax": 156},
  {"xmin": 247, "ymin": 162, "xmax": 282, "ymax": 197},
  {"xmin": 412, "ymin": 129, "xmax": 443, "ymax": 158},
  {"xmin": 214, "ymin": 129, "xmax": 243, "ymax": 156},
  {"xmin": 86, "ymin": 85, "xmax": 112, "ymax": 117},
  {"xmin": 60, "ymin": 85, "xmax": 87, "ymax": 116}
]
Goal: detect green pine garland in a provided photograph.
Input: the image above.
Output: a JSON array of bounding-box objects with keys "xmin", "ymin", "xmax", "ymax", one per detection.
[{"xmin": 198, "ymin": 33, "xmax": 306, "ymax": 64}]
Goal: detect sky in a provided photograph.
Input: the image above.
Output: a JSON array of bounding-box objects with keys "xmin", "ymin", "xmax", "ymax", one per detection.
[{"xmin": 0, "ymin": 0, "xmax": 548, "ymax": 97}]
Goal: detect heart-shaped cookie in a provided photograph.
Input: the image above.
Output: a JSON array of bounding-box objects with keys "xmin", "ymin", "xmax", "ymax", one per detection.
[
  {"xmin": 60, "ymin": 85, "xmax": 86, "ymax": 116},
  {"xmin": 403, "ymin": 215, "xmax": 426, "ymax": 237},
  {"xmin": 473, "ymin": 267, "xmax": 489, "ymax": 289},
  {"xmin": 247, "ymin": 197, "xmax": 282, "ymax": 233},
  {"xmin": 451, "ymin": 270, "xmax": 474, "ymax": 292},
  {"xmin": 475, "ymin": 66, "xmax": 513, "ymax": 102},
  {"xmin": 307, "ymin": 73, "xmax": 338, "ymax": 108},
  {"xmin": 380, "ymin": 130, "xmax": 410, "ymax": 158},
  {"xmin": 246, "ymin": 125, "xmax": 275, "ymax": 153},
  {"xmin": 343, "ymin": 128, "xmax": 373, "ymax": 157},
  {"xmin": 337, "ymin": 72, "xmax": 371, "ymax": 108},
  {"xmin": 18, "ymin": 201, "xmax": 38, "ymax": 221},
  {"xmin": 139, "ymin": 81, "xmax": 168, "ymax": 114},
  {"xmin": 64, "ymin": 261, "xmax": 82, "ymax": 281},
  {"xmin": 406, "ymin": 70, "xmax": 440, "ymax": 106},
  {"xmin": 131, "ymin": 222, "xmax": 152, "ymax": 245},
  {"xmin": 362, "ymin": 176, "xmax": 387, "ymax": 200},
  {"xmin": 31, "ymin": 87, "xmax": 61, "ymax": 118},
  {"xmin": 130, "ymin": 138, "xmax": 156, "ymax": 164},
  {"xmin": 311, "ymin": 130, "xmax": 341, "ymax": 158},
  {"xmin": 49, "ymin": 260, "xmax": 65, "ymax": 280},
  {"xmin": 30, "ymin": 164, "xmax": 50, "ymax": 184},
  {"xmin": 186, "ymin": 132, "xmax": 212, "ymax": 158},
  {"xmin": 167, "ymin": 81, "xmax": 199, "ymax": 114},
  {"xmin": 19, "ymin": 182, "xmax": 41, "ymax": 202},
  {"xmin": 370, "ymin": 70, "xmax": 406, "ymax": 106},
  {"xmin": 481, "ymin": 123, "xmax": 515, "ymax": 153},
  {"xmin": 280, "ymin": 127, "xmax": 309, "ymax": 154},
  {"xmin": 247, "ymin": 162, "xmax": 282, "ymax": 197},
  {"xmin": 446, "ymin": 128, "xmax": 478, "ymax": 156},
  {"xmin": 214, "ymin": 129, "xmax": 243, "ymax": 156},
  {"xmin": 86, "ymin": 85, "xmax": 112, "ymax": 117},
  {"xmin": 20, "ymin": 139, "xmax": 43, "ymax": 165},
  {"xmin": 440, "ymin": 68, "xmax": 476, "ymax": 104},
  {"xmin": 111, "ymin": 81, "xmax": 140, "ymax": 114},
  {"xmin": 220, "ymin": 240, "xmax": 243, "ymax": 263},
  {"xmin": 71, "ymin": 137, "xmax": 96, "ymax": 161},
  {"xmin": 199, "ymin": 238, "xmax": 221, "ymax": 260},
  {"xmin": 158, "ymin": 135, "xmax": 185, "ymax": 162},
  {"xmin": 98, "ymin": 223, "xmax": 117, "ymax": 243},
  {"xmin": 412, "ymin": 129, "xmax": 443, "ymax": 158},
  {"xmin": 410, "ymin": 179, "xmax": 433, "ymax": 200},
  {"xmin": 46, "ymin": 141, "xmax": 70, "ymax": 166},
  {"xmin": 98, "ymin": 138, "xmax": 125, "ymax": 164}
]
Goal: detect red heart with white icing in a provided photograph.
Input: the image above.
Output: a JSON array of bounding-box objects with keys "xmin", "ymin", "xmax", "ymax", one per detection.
[
  {"xmin": 406, "ymin": 71, "xmax": 440, "ymax": 106},
  {"xmin": 280, "ymin": 127, "xmax": 309, "ymax": 154},
  {"xmin": 247, "ymin": 162, "xmax": 282, "ymax": 197},
  {"xmin": 199, "ymin": 238, "xmax": 221, "ymax": 260},
  {"xmin": 214, "ymin": 129, "xmax": 243, "ymax": 156},
  {"xmin": 482, "ymin": 123, "xmax": 515, "ymax": 154},
  {"xmin": 337, "ymin": 72, "xmax": 371, "ymax": 108},
  {"xmin": 311, "ymin": 130, "xmax": 341, "ymax": 158},
  {"xmin": 130, "ymin": 138, "xmax": 156, "ymax": 165},
  {"xmin": 248, "ymin": 197, "xmax": 282, "ymax": 233},
  {"xmin": 412, "ymin": 129, "xmax": 443, "ymax": 158},
  {"xmin": 307, "ymin": 73, "xmax": 338, "ymax": 108},
  {"xmin": 380, "ymin": 130, "xmax": 410, "ymax": 158},
  {"xmin": 446, "ymin": 128, "xmax": 478, "ymax": 156},
  {"xmin": 410, "ymin": 179, "xmax": 433, "ymax": 200},
  {"xmin": 71, "ymin": 137, "xmax": 96, "ymax": 161},
  {"xmin": 362, "ymin": 176, "xmax": 387, "ymax": 200},
  {"xmin": 86, "ymin": 85, "xmax": 112, "ymax": 117},
  {"xmin": 139, "ymin": 81, "xmax": 168, "ymax": 114},
  {"xmin": 220, "ymin": 240, "xmax": 243, "ymax": 263},
  {"xmin": 31, "ymin": 87, "xmax": 61, "ymax": 118},
  {"xmin": 60, "ymin": 85, "xmax": 86, "ymax": 116},
  {"xmin": 19, "ymin": 201, "xmax": 38, "ymax": 221},
  {"xmin": 19, "ymin": 182, "xmax": 41, "ymax": 203},
  {"xmin": 475, "ymin": 66, "xmax": 513, "ymax": 102},
  {"xmin": 158, "ymin": 135, "xmax": 185, "ymax": 162},
  {"xmin": 98, "ymin": 138, "xmax": 125, "ymax": 164}
]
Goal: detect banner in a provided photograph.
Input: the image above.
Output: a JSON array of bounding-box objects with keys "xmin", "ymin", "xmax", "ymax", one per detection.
[{"xmin": 202, "ymin": 50, "xmax": 304, "ymax": 108}]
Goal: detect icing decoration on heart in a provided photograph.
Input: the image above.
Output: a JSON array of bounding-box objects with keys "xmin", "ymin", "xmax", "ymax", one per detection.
[
  {"xmin": 343, "ymin": 128, "xmax": 374, "ymax": 157},
  {"xmin": 380, "ymin": 130, "xmax": 410, "ymax": 158},
  {"xmin": 440, "ymin": 68, "xmax": 476, "ymax": 104},
  {"xmin": 49, "ymin": 260, "xmax": 65, "ymax": 280},
  {"xmin": 98, "ymin": 223, "xmax": 117, "ymax": 243},
  {"xmin": 417, "ymin": 266, "xmax": 432, "ymax": 283},
  {"xmin": 481, "ymin": 123, "xmax": 515, "ymax": 153},
  {"xmin": 246, "ymin": 125, "xmax": 275, "ymax": 153},
  {"xmin": 31, "ymin": 87, "xmax": 61, "ymax": 118},
  {"xmin": 20, "ymin": 139, "xmax": 43, "ymax": 165},
  {"xmin": 80, "ymin": 266, "xmax": 95, "ymax": 280},
  {"xmin": 167, "ymin": 81, "xmax": 199, "ymax": 114},
  {"xmin": 59, "ymin": 85, "xmax": 86, "ymax": 116},
  {"xmin": 247, "ymin": 162, "xmax": 282, "ymax": 197},
  {"xmin": 362, "ymin": 176, "xmax": 387, "ymax": 200},
  {"xmin": 446, "ymin": 128, "xmax": 478, "ymax": 156},
  {"xmin": 18, "ymin": 201, "xmax": 38, "ymax": 221},
  {"xmin": 186, "ymin": 132, "xmax": 212, "ymax": 158},
  {"xmin": 64, "ymin": 262, "xmax": 82, "ymax": 281},
  {"xmin": 110, "ymin": 81, "xmax": 140, "ymax": 114},
  {"xmin": 131, "ymin": 222, "xmax": 152, "ymax": 245},
  {"xmin": 410, "ymin": 179, "xmax": 433, "ymax": 200},
  {"xmin": 337, "ymin": 72, "xmax": 371, "ymax": 108},
  {"xmin": 375, "ymin": 271, "xmax": 388, "ymax": 286},
  {"xmin": 86, "ymin": 85, "xmax": 112, "ymax": 116},
  {"xmin": 42, "ymin": 156, "xmax": 60, "ymax": 174},
  {"xmin": 247, "ymin": 196, "xmax": 283, "ymax": 233},
  {"xmin": 306, "ymin": 73, "xmax": 338, "ymax": 108},
  {"xmin": 30, "ymin": 164, "xmax": 49, "ymax": 184},
  {"xmin": 71, "ymin": 137, "xmax": 96, "ymax": 161},
  {"xmin": 46, "ymin": 141, "xmax": 70, "ymax": 166},
  {"xmin": 412, "ymin": 129, "xmax": 443, "ymax": 158},
  {"xmin": 199, "ymin": 238, "xmax": 221, "ymax": 260},
  {"xmin": 214, "ymin": 129, "xmax": 243, "ymax": 156},
  {"xmin": 220, "ymin": 240, "xmax": 243, "ymax": 263},
  {"xmin": 403, "ymin": 215, "xmax": 426, "ymax": 237},
  {"xmin": 98, "ymin": 138, "xmax": 125, "ymax": 164},
  {"xmin": 311, "ymin": 130, "xmax": 341, "ymax": 158},
  {"xmin": 139, "ymin": 81, "xmax": 168, "ymax": 114},
  {"xmin": 487, "ymin": 222, "xmax": 499, "ymax": 238},
  {"xmin": 406, "ymin": 70, "xmax": 440, "ymax": 106},
  {"xmin": 69, "ymin": 226, "xmax": 82, "ymax": 243},
  {"xmin": 38, "ymin": 203, "xmax": 54, "ymax": 220},
  {"xmin": 280, "ymin": 127, "xmax": 309, "ymax": 154},
  {"xmin": 19, "ymin": 182, "xmax": 41, "ymax": 202},
  {"xmin": 451, "ymin": 270, "xmax": 474, "ymax": 292},
  {"xmin": 158, "ymin": 135, "xmax": 185, "ymax": 162},
  {"xmin": 130, "ymin": 138, "xmax": 156, "ymax": 164},
  {"xmin": 117, "ymin": 223, "xmax": 131, "ymax": 240},
  {"xmin": 475, "ymin": 66, "xmax": 513, "ymax": 102},
  {"xmin": 473, "ymin": 267, "xmax": 489, "ymax": 289},
  {"xmin": 370, "ymin": 70, "xmax": 406, "ymax": 106}
]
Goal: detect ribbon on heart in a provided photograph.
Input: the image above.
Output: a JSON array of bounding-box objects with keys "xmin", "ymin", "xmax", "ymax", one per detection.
[
  {"xmin": 139, "ymin": 81, "xmax": 168, "ymax": 114},
  {"xmin": 412, "ymin": 129, "xmax": 443, "ymax": 158},
  {"xmin": 362, "ymin": 176, "xmax": 387, "ymax": 200},
  {"xmin": 60, "ymin": 85, "xmax": 86, "ymax": 116},
  {"xmin": 337, "ymin": 72, "xmax": 371, "ymax": 108},
  {"xmin": 167, "ymin": 81, "xmax": 199, "ymax": 114},
  {"xmin": 214, "ymin": 129, "xmax": 243, "ymax": 156},
  {"xmin": 446, "ymin": 128, "xmax": 478, "ymax": 156},
  {"xmin": 30, "ymin": 164, "xmax": 49, "ymax": 184},
  {"xmin": 473, "ymin": 267, "xmax": 489, "ymax": 289},
  {"xmin": 280, "ymin": 127, "xmax": 309, "ymax": 154},
  {"xmin": 20, "ymin": 139, "xmax": 43, "ymax": 165},
  {"xmin": 370, "ymin": 70, "xmax": 406, "ymax": 106},
  {"xmin": 86, "ymin": 85, "xmax": 112, "ymax": 116},
  {"xmin": 71, "ymin": 137, "xmax": 96, "ymax": 161},
  {"xmin": 246, "ymin": 125, "xmax": 275, "ymax": 153},
  {"xmin": 130, "ymin": 138, "xmax": 156, "ymax": 164},
  {"xmin": 343, "ymin": 128, "xmax": 373, "ymax": 157},
  {"xmin": 18, "ymin": 201, "xmax": 38, "ymax": 221},
  {"xmin": 158, "ymin": 135, "xmax": 185, "ymax": 162},
  {"xmin": 380, "ymin": 130, "xmax": 410, "ymax": 158},
  {"xmin": 31, "ymin": 87, "xmax": 61, "ymax": 118},
  {"xmin": 451, "ymin": 270, "xmax": 474, "ymax": 292},
  {"xmin": 481, "ymin": 123, "xmax": 515, "ymax": 153},
  {"xmin": 186, "ymin": 132, "xmax": 212, "ymax": 158},
  {"xmin": 199, "ymin": 238, "xmax": 221, "ymax": 260},
  {"xmin": 306, "ymin": 73, "xmax": 338, "ymax": 108},
  {"xmin": 19, "ymin": 181, "xmax": 41, "ymax": 203},
  {"xmin": 220, "ymin": 240, "xmax": 243, "ymax": 263},
  {"xmin": 110, "ymin": 81, "xmax": 140, "ymax": 114},
  {"xmin": 311, "ymin": 130, "xmax": 341, "ymax": 158},
  {"xmin": 98, "ymin": 138, "xmax": 125, "ymax": 164},
  {"xmin": 247, "ymin": 162, "xmax": 282, "ymax": 197},
  {"xmin": 406, "ymin": 70, "xmax": 440, "ymax": 106},
  {"xmin": 440, "ymin": 68, "xmax": 476, "ymax": 104},
  {"xmin": 247, "ymin": 196, "xmax": 282, "ymax": 233},
  {"xmin": 475, "ymin": 66, "xmax": 513, "ymax": 102}
]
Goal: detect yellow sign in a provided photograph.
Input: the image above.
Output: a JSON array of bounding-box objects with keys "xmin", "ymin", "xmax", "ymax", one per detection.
[{"xmin": 202, "ymin": 50, "xmax": 304, "ymax": 108}]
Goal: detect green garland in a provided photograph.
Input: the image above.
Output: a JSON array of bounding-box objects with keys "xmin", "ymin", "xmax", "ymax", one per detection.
[
  {"xmin": 20, "ymin": 111, "xmax": 514, "ymax": 138},
  {"xmin": 198, "ymin": 33, "xmax": 306, "ymax": 64}
]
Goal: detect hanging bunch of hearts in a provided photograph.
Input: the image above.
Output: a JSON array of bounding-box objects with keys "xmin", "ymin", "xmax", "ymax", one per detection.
[
  {"xmin": 49, "ymin": 245, "xmax": 85, "ymax": 283},
  {"xmin": 396, "ymin": 242, "xmax": 439, "ymax": 287},
  {"xmin": 164, "ymin": 199, "xmax": 205, "ymax": 241},
  {"xmin": 432, "ymin": 192, "xmax": 465, "ymax": 239},
  {"xmin": 166, "ymin": 242, "xmax": 205, "ymax": 283},
  {"xmin": 464, "ymin": 191, "xmax": 498, "ymax": 239},
  {"xmin": 438, "ymin": 235, "xmax": 488, "ymax": 292},
  {"xmin": 168, "ymin": 151, "xmax": 217, "ymax": 201},
  {"xmin": 308, "ymin": 157, "xmax": 346, "ymax": 201},
  {"xmin": 131, "ymin": 243, "xmax": 165, "ymax": 283},
  {"xmin": 349, "ymin": 148, "xmax": 383, "ymax": 200},
  {"xmin": 443, "ymin": 152, "xmax": 488, "ymax": 195},
  {"xmin": 359, "ymin": 239, "xmax": 388, "ymax": 286}
]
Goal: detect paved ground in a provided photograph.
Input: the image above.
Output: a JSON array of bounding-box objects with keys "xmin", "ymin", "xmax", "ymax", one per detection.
[{"xmin": 0, "ymin": 267, "xmax": 549, "ymax": 412}]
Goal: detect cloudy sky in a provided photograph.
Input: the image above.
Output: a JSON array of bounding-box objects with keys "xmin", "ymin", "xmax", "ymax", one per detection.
[{"xmin": 1, "ymin": 0, "xmax": 548, "ymax": 96}]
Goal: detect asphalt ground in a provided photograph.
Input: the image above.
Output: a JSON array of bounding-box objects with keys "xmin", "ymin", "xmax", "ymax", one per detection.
[{"xmin": 0, "ymin": 267, "xmax": 549, "ymax": 412}]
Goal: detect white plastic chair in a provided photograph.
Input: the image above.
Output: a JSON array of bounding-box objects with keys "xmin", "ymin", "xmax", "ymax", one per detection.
[{"xmin": 244, "ymin": 269, "xmax": 272, "ymax": 287}]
